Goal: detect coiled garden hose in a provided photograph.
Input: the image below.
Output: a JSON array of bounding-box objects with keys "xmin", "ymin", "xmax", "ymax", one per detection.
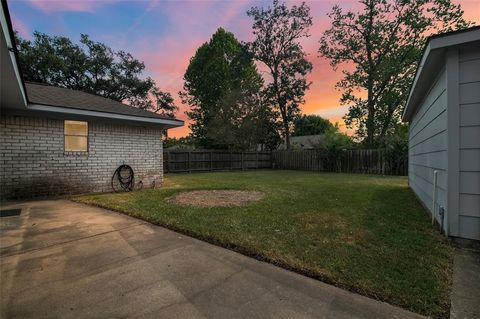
[{"xmin": 111, "ymin": 164, "xmax": 135, "ymax": 192}]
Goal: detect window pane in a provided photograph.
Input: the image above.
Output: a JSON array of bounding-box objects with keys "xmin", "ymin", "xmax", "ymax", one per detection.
[
  {"xmin": 65, "ymin": 120, "xmax": 88, "ymax": 136},
  {"xmin": 65, "ymin": 136, "xmax": 88, "ymax": 151}
]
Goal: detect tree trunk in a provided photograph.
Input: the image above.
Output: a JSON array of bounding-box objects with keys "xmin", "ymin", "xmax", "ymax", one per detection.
[
  {"xmin": 366, "ymin": 95, "xmax": 375, "ymax": 148},
  {"xmin": 365, "ymin": 0, "xmax": 375, "ymax": 148},
  {"xmin": 379, "ymin": 104, "xmax": 396, "ymax": 145},
  {"xmin": 272, "ymin": 70, "xmax": 291, "ymax": 150},
  {"xmin": 279, "ymin": 101, "xmax": 290, "ymax": 150},
  {"xmin": 284, "ymin": 121, "xmax": 291, "ymax": 150}
]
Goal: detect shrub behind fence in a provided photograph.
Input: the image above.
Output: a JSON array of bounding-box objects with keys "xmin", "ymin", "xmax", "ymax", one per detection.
[{"xmin": 272, "ymin": 149, "xmax": 407, "ymax": 176}]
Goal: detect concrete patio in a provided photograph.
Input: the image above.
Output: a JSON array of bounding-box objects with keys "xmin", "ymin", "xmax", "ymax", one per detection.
[{"xmin": 0, "ymin": 200, "xmax": 425, "ymax": 319}]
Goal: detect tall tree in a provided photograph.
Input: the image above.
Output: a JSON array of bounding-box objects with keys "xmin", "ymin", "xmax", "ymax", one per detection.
[
  {"xmin": 319, "ymin": 0, "xmax": 472, "ymax": 147},
  {"xmin": 181, "ymin": 28, "xmax": 270, "ymax": 150},
  {"xmin": 293, "ymin": 114, "xmax": 334, "ymax": 136},
  {"xmin": 129, "ymin": 86, "xmax": 178, "ymax": 118},
  {"xmin": 247, "ymin": 0, "xmax": 313, "ymax": 149},
  {"xmin": 16, "ymin": 32, "xmax": 177, "ymax": 117}
]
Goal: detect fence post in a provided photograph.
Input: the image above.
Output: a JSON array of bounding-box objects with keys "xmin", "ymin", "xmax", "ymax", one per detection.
[
  {"xmin": 382, "ymin": 149, "xmax": 385, "ymax": 175},
  {"xmin": 188, "ymin": 151, "xmax": 191, "ymax": 173},
  {"xmin": 210, "ymin": 151, "xmax": 213, "ymax": 171},
  {"xmin": 164, "ymin": 151, "xmax": 169, "ymax": 173}
]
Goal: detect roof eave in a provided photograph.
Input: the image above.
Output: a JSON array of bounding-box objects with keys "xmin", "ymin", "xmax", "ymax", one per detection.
[
  {"xmin": 0, "ymin": 0, "xmax": 28, "ymax": 108},
  {"xmin": 26, "ymin": 103, "xmax": 184, "ymax": 128},
  {"xmin": 402, "ymin": 27, "xmax": 480, "ymax": 122},
  {"xmin": 402, "ymin": 43, "xmax": 432, "ymax": 122}
]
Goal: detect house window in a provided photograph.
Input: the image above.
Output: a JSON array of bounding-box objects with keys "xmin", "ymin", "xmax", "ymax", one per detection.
[{"xmin": 64, "ymin": 120, "xmax": 88, "ymax": 152}]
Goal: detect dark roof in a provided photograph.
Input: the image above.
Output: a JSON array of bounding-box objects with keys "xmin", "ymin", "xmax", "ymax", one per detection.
[
  {"xmin": 427, "ymin": 25, "xmax": 480, "ymax": 41},
  {"xmin": 25, "ymin": 82, "xmax": 177, "ymax": 120}
]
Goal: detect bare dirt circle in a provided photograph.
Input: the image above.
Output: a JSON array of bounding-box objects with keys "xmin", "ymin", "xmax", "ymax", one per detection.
[{"xmin": 167, "ymin": 190, "xmax": 264, "ymax": 207}]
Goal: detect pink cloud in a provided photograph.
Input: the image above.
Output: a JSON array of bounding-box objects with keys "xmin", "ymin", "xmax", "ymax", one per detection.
[
  {"xmin": 127, "ymin": 0, "xmax": 161, "ymax": 32},
  {"xmin": 134, "ymin": 36, "xmax": 202, "ymax": 128},
  {"xmin": 167, "ymin": 0, "xmax": 478, "ymax": 138},
  {"xmin": 11, "ymin": 16, "xmax": 30, "ymax": 39},
  {"xmin": 27, "ymin": 0, "xmax": 112, "ymax": 13},
  {"xmin": 131, "ymin": 1, "xmax": 257, "ymax": 138},
  {"xmin": 163, "ymin": 0, "xmax": 350, "ymax": 138},
  {"xmin": 217, "ymin": 1, "xmax": 251, "ymax": 29},
  {"xmin": 454, "ymin": 0, "xmax": 480, "ymax": 24}
]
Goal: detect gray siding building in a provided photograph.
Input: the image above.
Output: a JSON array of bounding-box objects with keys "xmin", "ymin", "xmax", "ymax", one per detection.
[
  {"xmin": 403, "ymin": 27, "xmax": 480, "ymax": 241},
  {"xmin": 0, "ymin": 3, "xmax": 183, "ymax": 198}
]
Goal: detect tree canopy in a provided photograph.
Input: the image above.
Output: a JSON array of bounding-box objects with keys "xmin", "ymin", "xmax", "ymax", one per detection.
[
  {"xmin": 16, "ymin": 31, "xmax": 177, "ymax": 117},
  {"xmin": 293, "ymin": 114, "xmax": 334, "ymax": 136},
  {"xmin": 181, "ymin": 28, "xmax": 276, "ymax": 150},
  {"xmin": 247, "ymin": 0, "xmax": 313, "ymax": 150},
  {"xmin": 319, "ymin": 0, "xmax": 472, "ymax": 147}
]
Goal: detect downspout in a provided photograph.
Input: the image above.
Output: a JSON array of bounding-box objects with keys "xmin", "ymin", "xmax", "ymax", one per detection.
[
  {"xmin": 432, "ymin": 170, "xmax": 438, "ymax": 225},
  {"xmin": 439, "ymin": 206, "xmax": 445, "ymax": 234}
]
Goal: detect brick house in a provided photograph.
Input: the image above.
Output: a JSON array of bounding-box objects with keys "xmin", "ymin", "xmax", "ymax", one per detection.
[{"xmin": 0, "ymin": 2, "xmax": 183, "ymax": 199}]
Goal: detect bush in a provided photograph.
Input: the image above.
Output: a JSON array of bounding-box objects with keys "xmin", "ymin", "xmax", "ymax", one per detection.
[
  {"xmin": 382, "ymin": 124, "xmax": 408, "ymax": 174},
  {"xmin": 312, "ymin": 124, "xmax": 355, "ymax": 171}
]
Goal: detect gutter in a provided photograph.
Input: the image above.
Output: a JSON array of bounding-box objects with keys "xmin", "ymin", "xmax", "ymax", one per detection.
[
  {"xmin": 1, "ymin": 0, "xmax": 28, "ymax": 107},
  {"xmin": 27, "ymin": 103, "xmax": 184, "ymax": 128}
]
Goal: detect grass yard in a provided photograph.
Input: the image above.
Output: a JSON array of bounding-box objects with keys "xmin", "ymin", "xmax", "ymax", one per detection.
[{"xmin": 74, "ymin": 170, "xmax": 452, "ymax": 318}]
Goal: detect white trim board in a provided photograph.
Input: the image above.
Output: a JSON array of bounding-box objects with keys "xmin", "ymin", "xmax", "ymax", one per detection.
[
  {"xmin": 0, "ymin": 2, "xmax": 27, "ymax": 107},
  {"xmin": 26, "ymin": 103, "xmax": 184, "ymax": 128},
  {"xmin": 403, "ymin": 28, "xmax": 480, "ymax": 122}
]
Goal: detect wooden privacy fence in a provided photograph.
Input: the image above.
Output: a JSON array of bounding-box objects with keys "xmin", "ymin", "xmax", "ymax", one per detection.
[
  {"xmin": 164, "ymin": 149, "xmax": 407, "ymax": 176},
  {"xmin": 163, "ymin": 150, "xmax": 272, "ymax": 173},
  {"xmin": 272, "ymin": 149, "xmax": 407, "ymax": 176}
]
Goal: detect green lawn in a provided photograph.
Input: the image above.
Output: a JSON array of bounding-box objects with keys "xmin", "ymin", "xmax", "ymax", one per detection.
[{"xmin": 74, "ymin": 170, "xmax": 452, "ymax": 318}]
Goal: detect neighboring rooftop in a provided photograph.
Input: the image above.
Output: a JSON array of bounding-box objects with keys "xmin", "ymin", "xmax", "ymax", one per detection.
[
  {"xmin": 25, "ymin": 82, "xmax": 176, "ymax": 121},
  {"xmin": 278, "ymin": 134, "xmax": 326, "ymax": 150}
]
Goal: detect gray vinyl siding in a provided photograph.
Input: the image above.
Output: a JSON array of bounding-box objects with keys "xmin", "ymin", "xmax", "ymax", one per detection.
[
  {"xmin": 457, "ymin": 45, "xmax": 480, "ymax": 240},
  {"xmin": 408, "ymin": 68, "xmax": 448, "ymax": 222}
]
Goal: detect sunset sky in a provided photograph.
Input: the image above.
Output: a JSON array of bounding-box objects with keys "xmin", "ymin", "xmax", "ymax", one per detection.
[{"xmin": 9, "ymin": 0, "xmax": 480, "ymax": 137}]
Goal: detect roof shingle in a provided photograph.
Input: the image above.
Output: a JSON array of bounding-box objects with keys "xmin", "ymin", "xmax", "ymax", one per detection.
[{"xmin": 25, "ymin": 82, "xmax": 177, "ymax": 121}]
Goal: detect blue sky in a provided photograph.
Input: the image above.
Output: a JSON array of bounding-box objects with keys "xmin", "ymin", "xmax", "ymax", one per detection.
[{"xmin": 8, "ymin": 0, "xmax": 480, "ymax": 137}]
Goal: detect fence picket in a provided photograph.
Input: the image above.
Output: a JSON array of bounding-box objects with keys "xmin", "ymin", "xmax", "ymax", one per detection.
[{"xmin": 163, "ymin": 149, "xmax": 407, "ymax": 175}]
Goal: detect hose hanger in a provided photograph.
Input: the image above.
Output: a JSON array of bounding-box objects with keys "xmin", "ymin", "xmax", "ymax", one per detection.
[{"xmin": 112, "ymin": 164, "xmax": 135, "ymax": 192}]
